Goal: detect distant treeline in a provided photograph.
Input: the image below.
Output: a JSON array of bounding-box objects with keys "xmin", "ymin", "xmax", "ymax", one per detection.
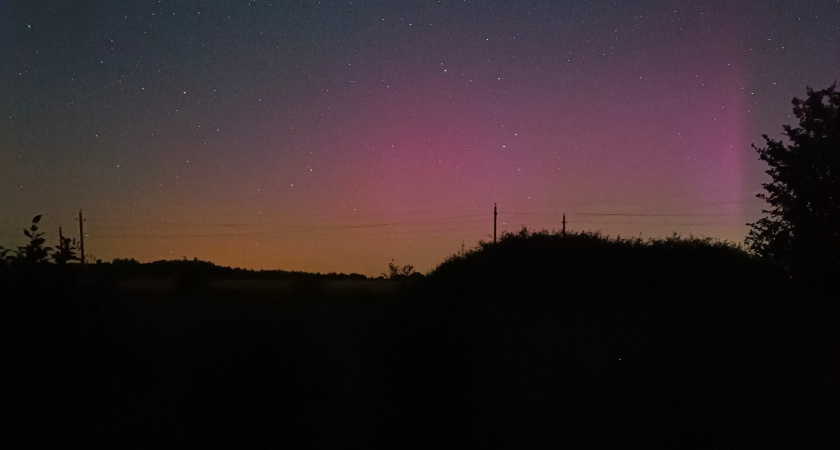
[
  {"xmin": 0, "ymin": 253, "xmax": 369, "ymax": 292},
  {"xmin": 0, "ymin": 214, "xmax": 370, "ymax": 285},
  {"xmin": 99, "ymin": 257, "xmax": 369, "ymax": 281},
  {"xmin": 1, "ymin": 223, "xmax": 813, "ymax": 303}
]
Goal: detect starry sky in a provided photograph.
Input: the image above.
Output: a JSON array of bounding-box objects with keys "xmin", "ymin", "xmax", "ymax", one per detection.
[{"xmin": 1, "ymin": 0, "xmax": 838, "ymax": 276}]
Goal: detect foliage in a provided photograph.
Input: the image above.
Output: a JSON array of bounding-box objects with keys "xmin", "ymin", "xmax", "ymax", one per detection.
[
  {"xmin": 428, "ymin": 227, "xmax": 776, "ymax": 303},
  {"xmin": 746, "ymin": 84, "xmax": 840, "ymax": 275},
  {"xmin": 87, "ymin": 258, "xmax": 370, "ymax": 285},
  {"xmin": 14, "ymin": 215, "xmax": 53, "ymax": 264},
  {"xmin": 0, "ymin": 215, "xmax": 82, "ymax": 267},
  {"xmin": 52, "ymin": 232, "xmax": 80, "ymax": 264},
  {"xmin": 383, "ymin": 259, "xmax": 417, "ymax": 280}
]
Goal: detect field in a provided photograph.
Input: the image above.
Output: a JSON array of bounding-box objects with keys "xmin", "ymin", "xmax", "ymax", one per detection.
[{"xmin": 2, "ymin": 278, "xmax": 837, "ymax": 449}]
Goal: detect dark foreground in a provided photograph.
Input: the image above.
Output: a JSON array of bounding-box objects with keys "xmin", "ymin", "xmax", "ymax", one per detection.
[{"xmin": 1, "ymin": 280, "xmax": 837, "ymax": 449}]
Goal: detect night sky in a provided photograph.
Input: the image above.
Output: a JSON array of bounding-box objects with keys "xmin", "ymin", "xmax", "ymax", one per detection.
[{"xmin": 1, "ymin": 0, "xmax": 838, "ymax": 275}]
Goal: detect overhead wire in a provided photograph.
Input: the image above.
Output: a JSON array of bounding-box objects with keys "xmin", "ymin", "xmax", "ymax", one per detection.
[
  {"xmin": 90, "ymin": 213, "xmax": 488, "ymax": 238},
  {"xmin": 5, "ymin": 196, "xmax": 764, "ymax": 245}
]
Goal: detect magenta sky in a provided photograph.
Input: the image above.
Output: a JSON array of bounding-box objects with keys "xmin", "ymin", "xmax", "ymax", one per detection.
[{"xmin": 1, "ymin": 1, "xmax": 839, "ymax": 275}]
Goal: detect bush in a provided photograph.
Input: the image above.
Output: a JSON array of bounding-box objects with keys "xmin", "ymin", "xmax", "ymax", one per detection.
[{"xmin": 426, "ymin": 228, "xmax": 781, "ymax": 303}]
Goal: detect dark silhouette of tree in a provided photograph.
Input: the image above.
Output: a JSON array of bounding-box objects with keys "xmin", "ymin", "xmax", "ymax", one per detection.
[
  {"xmin": 746, "ymin": 84, "xmax": 840, "ymax": 275},
  {"xmin": 383, "ymin": 259, "xmax": 416, "ymax": 279}
]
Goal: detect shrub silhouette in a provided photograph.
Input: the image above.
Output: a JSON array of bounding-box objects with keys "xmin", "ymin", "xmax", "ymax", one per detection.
[
  {"xmin": 13, "ymin": 215, "xmax": 52, "ymax": 264},
  {"xmin": 0, "ymin": 215, "xmax": 85, "ymax": 293},
  {"xmin": 0, "ymin": 215, "xmax": 80, "ymax": 267},
  {"xmin": 52, "ymin": 231, "xmax": 80, "ymax": 265},
  {"xmin": 426, "ymin": 228, "xmax": 780, "ymax": 303},
  {"xmin": 383, "ymin": 259, "xmax": 417, "ymax": 280}
]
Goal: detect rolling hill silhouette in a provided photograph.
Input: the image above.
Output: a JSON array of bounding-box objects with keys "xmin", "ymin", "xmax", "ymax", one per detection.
[{"xmin": 426, "ymin": 228, "xmax": 787, "ymax": 303}]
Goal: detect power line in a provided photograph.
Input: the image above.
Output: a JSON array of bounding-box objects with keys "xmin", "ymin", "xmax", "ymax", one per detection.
[
  {"xmin": 91, "ymin": 213, "xmax": 488, "ymax": 239},
  {"xmin": 572, "ymin": 212, "xmax": 758, "ymax": 217},
  {"xmin": 496, "ymin": 188, "xmax": 763, "ymax": 208},
  {"xmin": 506, "ymin": 211, "xmax": 757, "ymax": 217},
  {"xmin": 8, "ymin": 204, "xmax": 762, "ymax": 244},
  {"xmin": 86, "ymin": 205, "xmax": 489, "ymax": 220}
]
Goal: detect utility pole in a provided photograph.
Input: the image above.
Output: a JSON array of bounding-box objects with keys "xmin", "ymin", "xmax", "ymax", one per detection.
[
  {"xmin": 493, "ymin": 203, "xmax": 497, "ymax": 243},
  {"xmin": 461, "ymin": 240, "xmax": 465, "ymax": 257},
  {"xmin": 77, "ymin": 210, "xmax": 85, "ymax": 265},
  {"xmin": 58, "ymin": 225, "xmax": 67, "ymax": 261},
  {"xmin": 562, "ymin": 213, "xmax": 567, "ymax": 236}
]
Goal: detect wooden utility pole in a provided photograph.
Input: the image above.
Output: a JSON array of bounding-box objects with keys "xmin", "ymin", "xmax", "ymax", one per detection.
[
  {"xmin": 58, "ymin": 225, "xmax": 67, "ymax": 262},
  {"xmin": 493, "ymin": 203, "xmax": 497, "ymax": 243},
  {"xmin": 562, "ymin": 213, "xmax": 567, "ymax": 236},
  {"xmin": 77, "ymin": 210, "xmax": 85, "ymax": 265}
]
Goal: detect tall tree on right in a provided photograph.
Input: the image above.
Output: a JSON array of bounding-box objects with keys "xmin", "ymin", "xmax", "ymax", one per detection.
[{"xmin": 746, "ymin": 84, "xmax": 840, "ymax": 276}]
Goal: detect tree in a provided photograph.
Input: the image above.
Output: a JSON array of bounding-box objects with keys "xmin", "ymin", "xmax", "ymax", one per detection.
[
  {"xmin": 746, "ymin": 84, "xmax": 840, "ymax": 275},
  {"xmin": 383, "ymin": 259, "xmax": 416, "ymax": 280}
]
